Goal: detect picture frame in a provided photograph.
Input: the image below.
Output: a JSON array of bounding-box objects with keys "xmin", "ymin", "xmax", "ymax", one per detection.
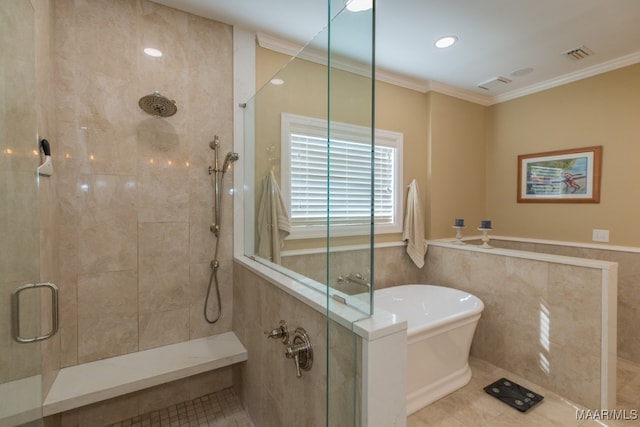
[{"xmin": 517, "ymin": 146, "xmax": 602, "ymax": 203}]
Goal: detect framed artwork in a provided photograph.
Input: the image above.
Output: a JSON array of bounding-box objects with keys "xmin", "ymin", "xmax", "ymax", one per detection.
[{"xmin": 517, "ymin": 146, "xmax": 602, "ymax": 203}]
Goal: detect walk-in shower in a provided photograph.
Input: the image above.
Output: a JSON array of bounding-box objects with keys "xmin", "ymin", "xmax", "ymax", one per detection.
[{"xmin": 205, "ymin": 136, "xmax": 239, "ymax": 323}]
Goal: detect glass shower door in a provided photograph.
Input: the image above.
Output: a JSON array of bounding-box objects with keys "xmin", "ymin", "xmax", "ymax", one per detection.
[{"xmin": 0, "ymin": 1, "xmax": 43, "ymax": 425}]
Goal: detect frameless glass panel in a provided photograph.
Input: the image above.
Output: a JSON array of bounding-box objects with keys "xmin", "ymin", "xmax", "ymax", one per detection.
[
  {"xmin": 327, "ymin": 2, "xmax": 374, "ymax": 425},
  {"xmin": 0, "ymin": 1, "xmax": 43, "ymax": 425},
  {"xmin": 243, "ymin": 2, "xmax": 374, "ymax": 425},
  {"xmin": 327, "ymin": 0, "xmax": 374, "ymax": 307},
  {"xmin": 243, "ymin": 2, "xmax": 375, "ymax": 318}
]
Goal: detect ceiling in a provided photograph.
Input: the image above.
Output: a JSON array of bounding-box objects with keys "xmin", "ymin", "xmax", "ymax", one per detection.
[{"xmin": 153, "ymin": 0, "xmax": 640, "ymax": 104}]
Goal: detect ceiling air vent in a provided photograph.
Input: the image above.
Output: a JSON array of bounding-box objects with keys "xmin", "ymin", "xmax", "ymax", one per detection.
[
  {"xmin": 563, "ymin": 45, "xmax": 594, "ymax": 60},
  {"xmin": 478, "ymin": 76, "xmax": 512, "ymax": 91}
]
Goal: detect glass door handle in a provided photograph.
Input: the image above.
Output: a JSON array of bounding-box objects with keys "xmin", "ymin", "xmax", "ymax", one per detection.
[{"xmin": 11, "ymin": 282, "xmax": 59, "ymax": 343}]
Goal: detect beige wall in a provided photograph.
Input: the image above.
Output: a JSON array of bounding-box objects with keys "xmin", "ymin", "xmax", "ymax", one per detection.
[
  {"xmin": 428, "ymin": 92, "xmax": 488, "ymax": 239},
  {"xmin": 259, "ymin": 57, "xmax": 640, "ymax": 248},
  {"xmin": 375, "ymin": 80, "xmax": 430, "ymax": 243},
  {"xmin": 255, "ymin": 46, "xmax": 435, "ymax": 249},
  {"xmin": 487, "ymin": 64, "xmax": 640, "ymax": 246},
  {"xmin": 51, "ymin": 0, "xmax": 233, "ymax": 366}
]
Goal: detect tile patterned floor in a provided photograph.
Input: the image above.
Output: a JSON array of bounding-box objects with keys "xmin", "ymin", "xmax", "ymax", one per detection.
[
  {"xmin": 408, "ymin": 356, "xmax": 640, "ymax": 427},
  {"xmin": 106, "ymin": 388, "xmax": 253, "ymax": 427}
]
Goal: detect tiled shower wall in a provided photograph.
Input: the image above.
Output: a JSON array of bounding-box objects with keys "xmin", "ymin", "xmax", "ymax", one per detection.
[
  {"xmin": 51, "ymin": 0, "xmax": 234, "ymax": 366},
  {"xmin": 233, "ymin": 262, "xmax": 359, "ymax": 426},
  {"xmin": 0, "ymin": 0, "xmax": 40, "ymax": 385}
]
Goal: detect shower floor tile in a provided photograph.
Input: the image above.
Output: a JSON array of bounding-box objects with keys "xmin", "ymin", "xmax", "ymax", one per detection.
[{"xmin": 106, "ymin": 388, "xmax": 253, "ymax": 427}]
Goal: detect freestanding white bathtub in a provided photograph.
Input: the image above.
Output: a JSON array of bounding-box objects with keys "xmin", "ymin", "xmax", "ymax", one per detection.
[{"xmin": 375, "ymin": 284, "xmax": 484, "ymax": 415}]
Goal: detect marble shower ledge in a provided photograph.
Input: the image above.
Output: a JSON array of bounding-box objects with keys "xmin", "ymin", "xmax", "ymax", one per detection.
[{"xmin": 42, "ymin": 332, "xmax": 247, "ymax": 417}]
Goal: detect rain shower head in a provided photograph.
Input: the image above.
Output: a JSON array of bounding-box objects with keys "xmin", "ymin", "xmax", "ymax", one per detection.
[{"xmin": 138, "ymin": 91, "xmax": 177, "ymax": 117}]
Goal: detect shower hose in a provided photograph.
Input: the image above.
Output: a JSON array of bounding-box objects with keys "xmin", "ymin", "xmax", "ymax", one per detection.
[
  {"xmin": 204, "ymin": 235, "xmax": 223, "ymax": 324},
  {"xmin": 204, "ymin": 183, "xmax": 224, "ymax": 324}
]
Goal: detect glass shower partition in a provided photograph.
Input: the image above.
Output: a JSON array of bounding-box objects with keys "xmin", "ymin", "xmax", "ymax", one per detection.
[
  {"xmin": 243, "ymin": 1, "xmax": 375, "ymax": 425},
  {"xmin": 0, "ymin": 1, "xmax": 44, "ymax": 425}
]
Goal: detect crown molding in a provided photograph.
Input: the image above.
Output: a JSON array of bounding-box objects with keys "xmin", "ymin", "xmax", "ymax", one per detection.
[
  {"xmin": 257, "ymin": 32, "xmax": 640, "ymax": 107},
  {"xmin": 428, "ymin": 81, "xmax": 493, "ymax": 106},
  {"xmin": 492, "ymin": 50, "xmax": 640, "ymax": 105},
  {"xmin": 256, "ymin": 32, "xmax": 432, "ymax": 93}
]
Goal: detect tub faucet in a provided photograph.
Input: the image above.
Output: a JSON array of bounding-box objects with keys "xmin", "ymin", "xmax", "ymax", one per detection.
[{"xmin": 345, "ymin": 272, "xmax": 370, "ymax": 287}]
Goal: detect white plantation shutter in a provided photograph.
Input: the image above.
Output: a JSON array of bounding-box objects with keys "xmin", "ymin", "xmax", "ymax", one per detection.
[{"xmin": 282, "ymin": 113, "xmax": 402, "ymax": 239}]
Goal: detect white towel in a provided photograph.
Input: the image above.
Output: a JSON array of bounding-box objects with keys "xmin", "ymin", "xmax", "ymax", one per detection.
[
  {"xmin": 257, "ymin": 170, "xmax": 291, "ymax": 264},
  {"xmin": 402, "ymin": 179, "xmax": 427, "ymax": 268}
]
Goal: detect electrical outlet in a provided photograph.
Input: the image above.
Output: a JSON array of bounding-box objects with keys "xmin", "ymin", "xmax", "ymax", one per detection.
[{"xmin": 592, "ymin": 229, "xmax": 609, "ymax": 242}]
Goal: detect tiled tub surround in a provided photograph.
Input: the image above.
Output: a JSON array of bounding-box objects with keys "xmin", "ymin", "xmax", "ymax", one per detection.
[
  {"xmin": 476, "ymin": 236, "xmax": 640, "ymax": 365},
  {"xmin": 424, "ymin": 241, "xmax": 617, "ymax": 411}
]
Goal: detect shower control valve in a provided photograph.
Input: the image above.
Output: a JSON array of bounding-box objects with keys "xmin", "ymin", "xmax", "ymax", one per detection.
[
  {"xmin": 264, "ymin": 320, "xmax": 289, "ymax": 344},
  {"xmin": 285, "ymin": 327, "xmax": 313, "ymax": 378}
]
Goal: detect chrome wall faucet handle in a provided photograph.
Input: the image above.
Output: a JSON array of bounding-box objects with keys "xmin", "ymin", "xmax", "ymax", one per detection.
[
  {"xmin": 285, "ymin": 327, "xmax": 313, "ymax": 378},
  {"xmin": 264, "ymin": 320, "xmax": 289, "ymax": 344}
]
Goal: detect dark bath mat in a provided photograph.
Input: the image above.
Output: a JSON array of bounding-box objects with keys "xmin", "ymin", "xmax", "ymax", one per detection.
[{"xmin": 484, "ymin": 377, "xmax": 544, "ymax": 413}]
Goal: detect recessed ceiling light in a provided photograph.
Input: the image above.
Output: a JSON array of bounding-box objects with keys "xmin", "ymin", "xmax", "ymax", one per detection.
[
  {"xmin": 143, "ymin": 47, "xmax": 163, "ymax": 57},
  {"xmin": 346, "ymin": 0, "xmax": 373, "ymax": 12},
  {"xmin": 270, "ymin": 78, "xmax": 284, "ymax": 86},
  {"xmin": 435, "ymin": 36, "xmax": 458, "ymax": 49}
]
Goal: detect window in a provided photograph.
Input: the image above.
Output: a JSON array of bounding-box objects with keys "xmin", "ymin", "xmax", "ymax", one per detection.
[{"xmin": 281, "ymin": 113, "xmax": 403, "ymax": 239}]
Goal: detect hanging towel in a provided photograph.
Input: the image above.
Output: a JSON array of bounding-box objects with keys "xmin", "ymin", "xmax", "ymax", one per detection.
[
  {"xmin": 402, "ymin": 179, "xmax": 427, "ymax": 268},
  {"xmin": 257, "ymin": 170, "xmax": 291, "ymax": 264}
]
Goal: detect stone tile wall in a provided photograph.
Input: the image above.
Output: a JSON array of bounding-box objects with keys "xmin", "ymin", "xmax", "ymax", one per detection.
[
  {"xmin": 423, "ymin": 244, "xmax": 612, "ymax": 409},
  {"xmin": 50, "ymin": 0, "xmax": 234, "ymax": 366},
  {"xmin": 0, "ymin": 0, "xmax": 41, "ymax": 385},
  {"xmin": 486, "ymin": 238, "xmax": 640, "ymax": 365},
  {"xmin": 233, "ymin": 262, "xmax": 359, "ymax": 426}
]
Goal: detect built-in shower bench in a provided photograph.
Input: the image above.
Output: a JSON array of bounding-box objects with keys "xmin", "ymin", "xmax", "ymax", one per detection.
[{"xmin": 42, "ymin": 332, "xmax": 247, "ymax": 416}]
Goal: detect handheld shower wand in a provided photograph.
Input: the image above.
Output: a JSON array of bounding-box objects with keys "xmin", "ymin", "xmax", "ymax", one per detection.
[
  {"xmin": 222, "ymin": 152, "xmax": 240, "ymax": 172},
  {"xmin": 205, "ymin": 136, "xmax": 239, "ymax": 324}
]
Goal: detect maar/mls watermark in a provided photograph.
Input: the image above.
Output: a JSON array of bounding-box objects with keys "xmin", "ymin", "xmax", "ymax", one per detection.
[{"xmin": 576, "ymin": 409, "xmax": 639, "ymax": 421}]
